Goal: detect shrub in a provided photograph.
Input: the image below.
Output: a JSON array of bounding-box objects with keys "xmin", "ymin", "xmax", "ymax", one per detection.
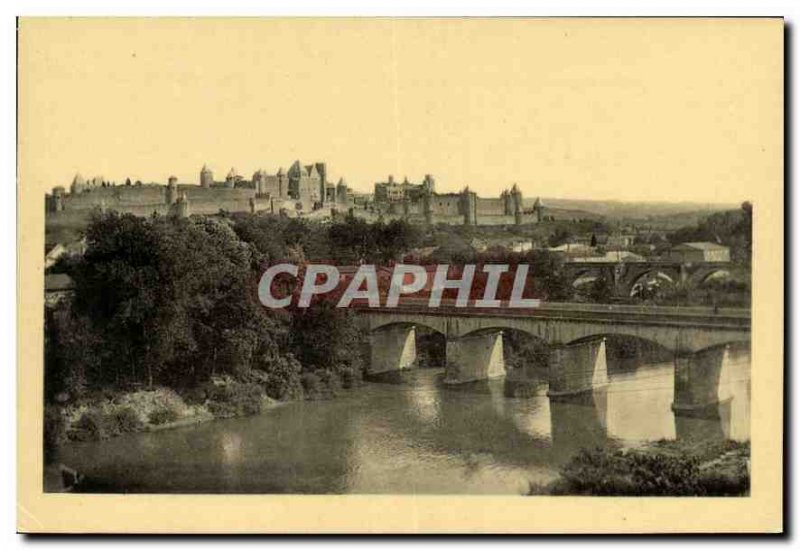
[
  {"xmin": 300, "ymin": 372, "xmax": 324, "ymax": 400},
  {"xmin": 148, "ymin": 405, "xmax": 180, "ymax": 425},
  {"xmin": 43, "ymin": 406, "xmax": 66, "ymax": 463},
  {"xmin": 69, "ymin": 410, "xmax": 116, "ymax": 441},
  {"xmin": 545, "ymin": 446, "xmax": 749, "ymax": 496},
  {"xmin": 112, "ymin": 406, "xmax": 144, "ymax": 432},
  {"xmin": 316, "ymin": 369, "xmax": 342, "ymax": 393},
  {"xmin": 206, "ymin": 380, "xmax": 264, "ymax": 418},
  {"xmin": 340, "ymin": 366, "xmax": 364, "ymax": 389},
  {"xmin": 254, "ymin": 354, "xmax": 304, "ymax": 401}
]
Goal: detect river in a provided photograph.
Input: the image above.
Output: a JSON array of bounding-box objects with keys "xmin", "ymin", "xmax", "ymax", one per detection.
[{"xmin": 58, "ymin": 350, "xmax": 750, "ymax": 494}]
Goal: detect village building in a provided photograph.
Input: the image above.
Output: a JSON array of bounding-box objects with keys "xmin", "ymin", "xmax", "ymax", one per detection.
[{"xmin": 669, "ymin": 242, "xmax": 731, "ymax": 263}]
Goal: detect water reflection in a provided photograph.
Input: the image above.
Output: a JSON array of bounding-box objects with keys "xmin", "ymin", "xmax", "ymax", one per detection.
[
  {"xmin": 59, "ymin": 351, "xmax": 750, "ymax": 495},
  {"xmin": 674, "ymin": 399, "xmax": 733, "ymax": 441},
  {"xmin": 549, "ymin": 389, "xmax": 608, "ymax": 462}
]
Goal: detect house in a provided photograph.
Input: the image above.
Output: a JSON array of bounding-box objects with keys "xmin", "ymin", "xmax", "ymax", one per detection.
[
  {"xmin": 566, "ymin": 251, "xmax": 646, "ymax": 264},
  {"xmin": 605, "ymin": 234, "xmax": 636, "ymax": 249},
  {"xmin": 44, "ymin": 244, "xmax": 67, "ymax": 269},
  {"xmin": 548, "ymin": 243, "xmax": 594, "ymax": 256},
  {"xmin": 45, "ymin": 238, "xmax": 87, "ymax": 269},
  {"xmin": 44, "ymin": 273, "xmax": 75, "ymax": 307},
  {"xmin": 509, "ymin": 240, "xmax": 534, "ymax": 253},
  {"xmin": 669, "ymin": 242, "xmax": 730, "ymax": 263}
]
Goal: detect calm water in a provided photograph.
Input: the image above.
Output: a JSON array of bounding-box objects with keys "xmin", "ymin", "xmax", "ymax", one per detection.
[{"xmin": 58, "ymin": 351, "xmax": 750, "ymax": 494}]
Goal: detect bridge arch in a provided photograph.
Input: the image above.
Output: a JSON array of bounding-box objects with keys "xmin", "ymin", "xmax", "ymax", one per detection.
[
  {"xmin": 564, "ymin": 332, "xmax": 670, "ymax": 351},
  {"xmin": 570, "ymin": 268, "xmax": 608, "ymax": 289},
  {"xmin": 691, "ymin": 338, "xmax": 751, "ymax": 355},
  {"xmin": 369, "ymin": 318, "xmax": 446, "ymax": 337},
  {"xmin": 628, "ymin": 269, "xmax": 678, "ymax": 297},
  {"xmin": 457, "ymin": 325, "xmax": 546, "ymax": 342},
  {"xmin": 689, "ymin": 267, "xmax": 733, "ymax": 287}
]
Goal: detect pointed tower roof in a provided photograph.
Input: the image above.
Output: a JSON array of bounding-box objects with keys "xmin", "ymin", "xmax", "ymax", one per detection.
[
  {"xmin": 288, "ymin": 160, "xmax": 303, "ymax": 177},
  {"xmin": 201, "ymin": 164, "xmax": 212, "ymax": 173},
  {"xmin": 72, "ymin": 173, "xmax": 85, "ymax": 186},
  {"xmin": 309, "ymin": 164, "xmax": 320, "ymax": 178},
  {"xmin": 511, "ymin": 183, "xmax": 520, "ymax": 193},
  {"xmin": 227, "ymin": 167, "xmax": 238, "ymax": 179},
  {"xmin": 277, "ymin": 167, "xmax": 285, "ymax": 176},
  {"xmin": 337, "ymin": 177, "xmax": 347, "ymax": 187},
  {"xmin": 533, "ymin": 197, "xmax": 543, "ymax": 207}
]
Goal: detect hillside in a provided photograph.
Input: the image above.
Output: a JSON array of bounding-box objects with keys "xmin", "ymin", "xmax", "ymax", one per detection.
[{"xmin": 527, "ymin": 197, "xmax": 738, "ymax": 222}]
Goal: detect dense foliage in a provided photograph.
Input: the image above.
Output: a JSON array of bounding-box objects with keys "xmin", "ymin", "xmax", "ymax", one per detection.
[
  {"xmin": 44, "ymin": 211, "xmax": 370, "ymax": 407},
  {"xmin": 667, "ymin": 202, "xmax": 753, "ymax": 265},
  {"xmin": 533, "ymin": 441, "xmax": 750, "ymax": 496}
]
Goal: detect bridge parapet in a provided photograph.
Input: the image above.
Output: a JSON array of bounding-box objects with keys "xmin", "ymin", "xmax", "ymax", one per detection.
[{"xmin": 357, "ymin": 301, "xmax": 750, "ymax": 386}]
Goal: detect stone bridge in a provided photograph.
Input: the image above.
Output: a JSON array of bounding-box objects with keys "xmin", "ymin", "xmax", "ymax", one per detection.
[
  {"xmin": 355, "ymin": 300, "xmax": 750, "ymax": 417},
  {"xmin": 562, "ymin": 260, "xmax": 733, "ymax": 297}
]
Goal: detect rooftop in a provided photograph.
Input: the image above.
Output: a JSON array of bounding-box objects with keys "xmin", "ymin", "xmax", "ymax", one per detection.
[
  {"xmin": 672, "ymin": 242, "xmax": 729, "ymax": 251},
  {"xmin": 45, "ymin": 273, "xmax": 75, "ymax": 292}
]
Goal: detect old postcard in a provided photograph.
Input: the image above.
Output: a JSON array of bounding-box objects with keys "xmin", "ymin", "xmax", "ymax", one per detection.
[{"xmin": 17, "ymin": 17, "xmax": 783, "ymax": 533}]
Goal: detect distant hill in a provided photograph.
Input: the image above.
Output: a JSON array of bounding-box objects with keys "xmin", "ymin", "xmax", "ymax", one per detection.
[
  {"xmin": 543, "ymin": 206, "xmax": 606, "ymax": 222},
  {"xmin": 526, "ymin": 198, "xmax": 738, "ymax": 221}
]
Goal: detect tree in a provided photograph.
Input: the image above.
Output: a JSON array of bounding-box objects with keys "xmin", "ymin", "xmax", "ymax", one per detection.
[
  {"xmin": 288, "ymin": 301, "xmax": 366, "ymax": 375},
  {"xmin": 588, "ymin": 276, "xmax": 613, "ymax": 303},
  {"xmin": 45, "ymin": 304, "xmax": 100, "ymax": 400},
  {"xmin": 69, "ymin": 212, "xmax": 288, "ymax": 389},
  {"xmin": 377, "ymin": 219, "xmax": 421, "ymax": 262},
  {"xmin": 548, "ymin": 227, "xmax": 574, "ymax": 248},
  {"xmin": 667, "ymin": 206, "xmax": 752, "ymax": 265}
]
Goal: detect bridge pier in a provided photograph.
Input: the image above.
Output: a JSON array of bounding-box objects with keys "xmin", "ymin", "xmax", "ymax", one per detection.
[
  {"xmin": 547, "ymin": 339, "xmax": 608, "ymax": 399},
  {"xmin": 672, "ymin": 345, "xmax": 731, "ymax": 417},
  {"xmin": 369, "ymin": 324, "xmax": 417, "ymax": 375},
  {"xmin": 444, "ymin": 331, "xmax": 505, "ymax": 384}
]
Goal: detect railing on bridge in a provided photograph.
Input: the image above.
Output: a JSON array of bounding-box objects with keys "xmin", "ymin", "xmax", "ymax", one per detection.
[{"xmin": 349, "ymin": 297, "xmax": 750, "ymax": 328}]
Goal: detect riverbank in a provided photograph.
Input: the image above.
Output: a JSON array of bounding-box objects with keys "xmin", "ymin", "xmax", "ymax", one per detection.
[
  {"xmin": 47, "ymin": 367, "xmax": 367, "ymax": 446},
  {"xmin": 44, "ymin": 384, "xmax": 285, "ymax": 492},
  {"xmin": 528, "ymin": 439, "xmax": 750, "ymax": 496}
]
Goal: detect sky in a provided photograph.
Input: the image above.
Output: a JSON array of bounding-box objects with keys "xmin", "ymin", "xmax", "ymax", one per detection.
[{"xmin": 19, "ymin": 18, "xmax": 782, "ymax": 202}]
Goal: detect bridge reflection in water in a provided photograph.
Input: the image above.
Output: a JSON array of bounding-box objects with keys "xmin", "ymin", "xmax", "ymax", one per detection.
[
  {"xmin": 58, "ymin": 351, "xmax": 750, "ymax": 494},
  {"xmin": 362, "ymin": 300, "xmax": 751, "ymax": 424},
  {"xmin": 58, "ymin": 296, "xmax": 750, "ymax": 495}
]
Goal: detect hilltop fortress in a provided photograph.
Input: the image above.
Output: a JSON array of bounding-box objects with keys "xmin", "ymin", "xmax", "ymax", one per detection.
[
  {"xmin": 46, "ymin": 160, "xmax": 547, "ymax": 226},
  {"xmin": 372, "ymin": 175, "xmax": 544, "ymax": 226},
  {"xmin": 46, "ymin": 160, "xmax": 353, "ymax": 220}
]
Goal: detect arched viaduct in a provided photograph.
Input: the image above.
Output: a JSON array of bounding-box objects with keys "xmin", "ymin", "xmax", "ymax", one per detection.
[
  {"xmin": 563, "ymin": 260, "xmax": 734, "ymax": 297},
  {"xmin": 356, "ymin": 302, "xmax": 750, "ymax": 417}
]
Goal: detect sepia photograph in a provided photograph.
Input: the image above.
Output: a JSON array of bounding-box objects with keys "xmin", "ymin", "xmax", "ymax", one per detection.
[{"xmin": 16, "ymin": 15, "xmax": 783, "ymax": 533}]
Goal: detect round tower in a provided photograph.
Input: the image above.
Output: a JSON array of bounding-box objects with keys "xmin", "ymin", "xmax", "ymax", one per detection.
[
  {"xmin": 225, "ymin": 168, "xmax": 238, "ymax": 188},
  {"xmin": 511, "ymin": 183, "xmax": 523, "ymax": 225},
  {"xmin": 461, "ymin": 186, "xmax": 477, "ymax": 225},
  {"xmin": 423, "ymin": 174, "xmax": 436, "ymax": 193},
  {"xmin": 422, "ymin": 188, "xmax": 433, "ymax": 225},
  {"xmin": 336, "ymin": 178, "xmax": 348, "ymax": 204},
  {"xmin": 166, "ymin": 176, "xmax": 178, "ymax": 205},
  {"xmin": 533, "ymin": 197, "xmax": 544, "ymax": 223},
  {"xmin": 200, "ymin": 164, "xmax": 213, "ymax": 188},
  {"xmin": 50, "ymin": 186, "xmax": 66, "ymax": 212},
  {"xmin": 176, "ymin": 191, "xmax": 190, "ymax": 218},
  {"xmin": 70, "ymin": 173, "xmax": 86, "ymax": 194}
]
